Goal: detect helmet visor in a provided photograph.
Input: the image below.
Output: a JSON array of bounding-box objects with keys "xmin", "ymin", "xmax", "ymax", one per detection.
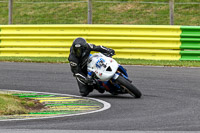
[
  {"xmin": 75, "ymin": 47, "xmax": 82, "ymax": 58},
  {"xmin": 73, "ymin": 43, "xmax": 82, "ymax": 58}
]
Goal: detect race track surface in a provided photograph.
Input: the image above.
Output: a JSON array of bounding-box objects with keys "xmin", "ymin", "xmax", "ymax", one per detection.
[{"xmin": 0, "ymin": 62, "xmax": 200, "ymax": 131}]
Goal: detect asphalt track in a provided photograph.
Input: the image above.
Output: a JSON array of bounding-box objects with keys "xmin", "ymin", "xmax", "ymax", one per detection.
[{"xmin": 0, "ymin": 62, "xmax": 200, "ymax": 131}]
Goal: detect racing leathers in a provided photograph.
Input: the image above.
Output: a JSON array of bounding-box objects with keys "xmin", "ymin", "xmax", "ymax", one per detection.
[{"xmin": 68, "ymin": 43, "xmax": 115, "ymax": 96}]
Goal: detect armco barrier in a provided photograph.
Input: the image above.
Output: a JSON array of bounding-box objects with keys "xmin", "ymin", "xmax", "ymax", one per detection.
[
  {"xmin": 180, "ymin": 26, "xmax": 200, "ymax": 61},
  {"xmin": 0, "ymin": 25, "xmax": 199, "ymax": 60}
]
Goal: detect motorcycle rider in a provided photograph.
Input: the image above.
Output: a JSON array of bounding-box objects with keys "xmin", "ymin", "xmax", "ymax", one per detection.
[{"xmin": 68, "ymin": 37, "xmax": 115, "ymax": 96}]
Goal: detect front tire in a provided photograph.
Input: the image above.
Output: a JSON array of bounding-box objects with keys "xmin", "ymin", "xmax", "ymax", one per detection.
[{"xmin": 116, "ymin": 75, "xmax": 142, "ymax": 98}]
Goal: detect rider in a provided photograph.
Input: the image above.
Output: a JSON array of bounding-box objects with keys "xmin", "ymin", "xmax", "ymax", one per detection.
[{"xmin": 68, "ymin": 37, "xmax": 115, "ymax": 96}]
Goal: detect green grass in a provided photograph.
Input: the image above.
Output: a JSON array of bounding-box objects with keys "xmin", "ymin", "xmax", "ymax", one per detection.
[
  {"xmin": 0, "ymin": 92, "xmax": 45, "ymax": 115},
  {"xmin": 0, "ymin": 94, "xmax": 33, "ymax": 115},
  {"xmin": 0, "ymin": 57, "xmax": 199, "ymax": 67},
  {"xmin": 0, "ymin": 94, "xmax": 26, "ymax": 115},
  {"xmin": 0, "ymin": 0, "xmax": 200, "ymax": 25},
  {"xmin": 115, "ymin": 58, "xmax": 200, "ymax": 67},
  {"xmin": 0, "ymin": 57, "xmax": 69, "ymax": 63}
]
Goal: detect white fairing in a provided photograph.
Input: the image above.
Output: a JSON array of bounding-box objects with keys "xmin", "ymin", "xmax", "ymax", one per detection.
[{"xmin": 87, "ymin": 53, "xmax": 118, "ymax": 81}]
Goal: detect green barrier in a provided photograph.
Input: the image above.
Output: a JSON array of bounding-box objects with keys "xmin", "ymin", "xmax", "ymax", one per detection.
[
  {"xmin": 180, "ymin": 26, "xmax": 200, "ymax": 61},
  {"xmin": 180, "ymin": 38, "xmax": 200, "ymax": 49},
  {"xmin": 180, "ymin": 51, "xmax": 200, "ymax": 61},
  {"xmin": 181, "ymin": 26, "xmax": 200, "ymax": 38}
]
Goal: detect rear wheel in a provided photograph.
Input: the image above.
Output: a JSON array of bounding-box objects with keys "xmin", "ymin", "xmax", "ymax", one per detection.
[{"xmin": 116, "ymin": 75, "xmax": 142, "ymax": 98}]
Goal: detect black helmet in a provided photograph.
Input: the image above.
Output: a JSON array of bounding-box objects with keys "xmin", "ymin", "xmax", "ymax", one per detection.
[{"xmin": 72, "ymin": 37, "xmax": 88, "ymax": 58}]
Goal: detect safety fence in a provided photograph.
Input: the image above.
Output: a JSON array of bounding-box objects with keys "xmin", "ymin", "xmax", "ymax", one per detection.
[
  {"xmin": 2, "ymin": 0, "xmax": 200, "ymax": 26},
  {"xmin": 0, "ymin": 25, "xmax": 199, "ymax": 61},
  {"xmin": 180, "ymin": 26, "xmax": 200, "ymax": 61}
]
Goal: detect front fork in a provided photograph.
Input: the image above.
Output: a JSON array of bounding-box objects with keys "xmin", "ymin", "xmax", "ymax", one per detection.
[{"xmin": 112, "ymin": 71, "xmax": 132, "ymax": 83}]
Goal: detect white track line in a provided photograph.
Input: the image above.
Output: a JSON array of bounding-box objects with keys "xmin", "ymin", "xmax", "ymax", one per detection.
[{"xmin": 0, "ymin": 89, "xmax": 111, "ymax": 121}]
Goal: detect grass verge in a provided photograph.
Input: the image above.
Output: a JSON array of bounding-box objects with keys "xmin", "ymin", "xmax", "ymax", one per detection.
[
  {"xmin": 0, "ymin": 93, "xmax": 44, "ymax": 115},
  {"xmin": 115, "ymin": 59, "xmax": 200, "ymax": 67},
  {"xmin": 0, "ymin": 57, "xmax": 69, "ymax": 64},
  {"xmin": 0, "ymin": 57, "xmax": 199, "ymax": 67}
]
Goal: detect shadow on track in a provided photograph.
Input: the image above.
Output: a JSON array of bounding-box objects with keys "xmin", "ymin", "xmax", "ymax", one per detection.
[{"xmin": 87, "ymin": 94, "xmax": 140, "ymax": 99}]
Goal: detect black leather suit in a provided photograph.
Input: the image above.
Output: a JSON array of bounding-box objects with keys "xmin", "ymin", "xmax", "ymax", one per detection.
[{"xmin": 68, "ymin": 43, "xmax": 114, "ymax": 96}]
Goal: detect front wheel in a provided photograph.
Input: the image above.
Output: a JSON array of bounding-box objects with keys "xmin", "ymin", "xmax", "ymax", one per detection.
[{"xmin": 116, "ymin": 75, "xmax": 142, "ymax": 98}]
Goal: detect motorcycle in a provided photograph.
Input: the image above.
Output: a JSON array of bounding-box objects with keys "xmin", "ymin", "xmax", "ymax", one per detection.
[{"xmin": 87, "ymin": 53, "xmax": 142, "ymax": 98}]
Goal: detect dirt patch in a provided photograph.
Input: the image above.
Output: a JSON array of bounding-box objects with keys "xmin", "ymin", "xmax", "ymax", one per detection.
[{"xmin": 22, "ymin": 98, "xmax": 47, "ymax": 112}]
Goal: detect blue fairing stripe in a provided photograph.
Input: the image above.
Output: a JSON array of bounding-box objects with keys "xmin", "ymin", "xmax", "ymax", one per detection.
[
  {"xmin": 118, "ymin": 65, "xmax": 128, "ymax": 77},
  {"xmin": 88, "ymin": 71, "xmax": 93, "ymax": 76},
  {"xmin": 121, "ymin": 73, "xmax": 129, "ymax": 80}
]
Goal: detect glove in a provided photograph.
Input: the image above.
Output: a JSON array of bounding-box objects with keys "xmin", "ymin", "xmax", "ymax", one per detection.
[
  {"xmin": 102, "ymin": 48, "xmax": 115, "ymax": 57},
  {"xmin": 106, "ymin": 49, "xmax": 115, "ymax": 57},
  {"xmin": 109, "ymin": 49, "xmax": 115, "ymax": 56},
  {"xmin": 85, "ymin": 78, "xmax": 95, "ymax": 85}
]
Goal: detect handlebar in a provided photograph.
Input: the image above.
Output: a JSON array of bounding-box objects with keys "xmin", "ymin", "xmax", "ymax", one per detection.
[{"xmin": 102, "ymin": 52, "xmax": 115, "ymax": 57}]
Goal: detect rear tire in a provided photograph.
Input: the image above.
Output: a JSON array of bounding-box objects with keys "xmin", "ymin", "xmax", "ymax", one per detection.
[{"xmin": 116, "ymin": 75, "xmax": 142, "ymax": 98}]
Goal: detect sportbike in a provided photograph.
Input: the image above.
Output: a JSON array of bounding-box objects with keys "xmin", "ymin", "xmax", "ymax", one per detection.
[{"xmin": 87, "ymin": 53, "xmax": 142, "ymax": 98}]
